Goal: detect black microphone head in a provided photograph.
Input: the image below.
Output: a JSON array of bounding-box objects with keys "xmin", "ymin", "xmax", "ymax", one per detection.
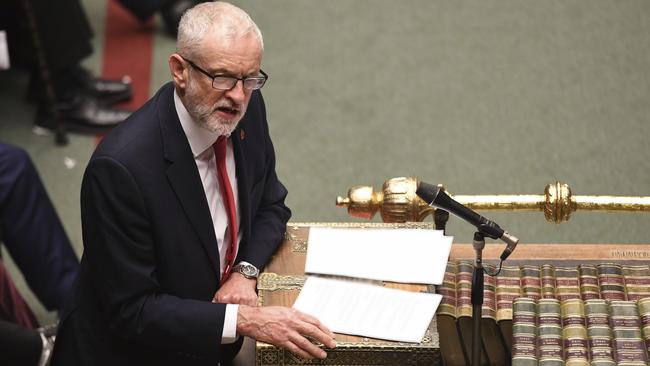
[{"xmin": 415, "ymin": 182, "xmax": 441, "ymax": 205}]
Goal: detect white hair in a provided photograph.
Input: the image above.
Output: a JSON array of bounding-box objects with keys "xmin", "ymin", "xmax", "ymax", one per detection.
[{"xmin": 177, "ymin": 1, "xmax": 264, "ymax": 60}]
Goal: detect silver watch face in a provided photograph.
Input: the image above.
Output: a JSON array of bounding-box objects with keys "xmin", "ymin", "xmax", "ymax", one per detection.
[
  {"xmin": 242, "ymin": 265, "xmax": 255, "ymax": 276},
  {"xmin": 236, "ymin": 264, "xmax": 258, "ymax": 278}
]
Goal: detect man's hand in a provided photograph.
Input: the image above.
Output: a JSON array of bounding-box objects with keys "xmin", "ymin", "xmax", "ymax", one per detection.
[
  {"xmin": 212, "ymin": 273, "xmax": 258, "ymax": 306},
  {"xmin": 237, "ymin": 305, "xmax": 336, "ymax": 360}
]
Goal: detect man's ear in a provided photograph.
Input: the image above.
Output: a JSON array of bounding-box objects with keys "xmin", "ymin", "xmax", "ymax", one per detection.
[{"xmin": 169, "ymin": 53, "xmax": 188, "ymax": 91}]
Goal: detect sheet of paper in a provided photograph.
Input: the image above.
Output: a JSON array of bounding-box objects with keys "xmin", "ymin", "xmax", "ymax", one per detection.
[
  {"xmin": 293, "ymin": 276, "xmax": 441, "ymax": 343},
  {"xmin": 305, "ymin": 227, "xmax": 452, "ymax": 284}
]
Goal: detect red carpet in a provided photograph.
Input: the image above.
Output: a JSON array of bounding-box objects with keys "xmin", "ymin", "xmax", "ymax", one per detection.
[
  {"xmin": 101, "ymin": 0, "xmax": 154, "ymax": 109},
  {"xmin": 98, "ymin": 0, "xmax": 155, "ymax": 143}
]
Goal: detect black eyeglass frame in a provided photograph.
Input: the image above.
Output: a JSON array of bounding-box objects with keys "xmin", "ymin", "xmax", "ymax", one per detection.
[{"xmin": 180, "ymin": 56, "xmax": 268, "ymax": 91}]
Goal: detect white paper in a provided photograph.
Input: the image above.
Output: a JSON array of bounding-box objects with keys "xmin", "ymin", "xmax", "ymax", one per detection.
[
  {"xmin": 293, "ymin": 276, "xmax": 441, "ymax": 343},
  {"xmin": 305, "ymin": 227, "xmax": 452, "ymax": 284}
]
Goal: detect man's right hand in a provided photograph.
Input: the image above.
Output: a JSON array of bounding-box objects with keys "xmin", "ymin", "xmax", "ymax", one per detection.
[{"xmin": 236, "ymin": 305, "xmax": 336, "ymax": 360}]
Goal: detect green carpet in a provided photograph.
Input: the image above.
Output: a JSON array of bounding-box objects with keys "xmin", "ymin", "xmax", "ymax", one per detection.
[{"xmin": 1, "ymin": 0, "xmax": 649, "ymax": 324}]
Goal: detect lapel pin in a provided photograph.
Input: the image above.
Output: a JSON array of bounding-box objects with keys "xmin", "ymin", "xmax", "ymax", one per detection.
[{"xmin": 240, "ymin": 129, "xmax": 246, "ymax": 140}]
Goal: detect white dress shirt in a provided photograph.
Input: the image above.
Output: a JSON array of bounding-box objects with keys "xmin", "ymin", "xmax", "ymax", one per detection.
[{"xmin": 174, "ymin": 90, "xmax": 239, "ymax": 343}]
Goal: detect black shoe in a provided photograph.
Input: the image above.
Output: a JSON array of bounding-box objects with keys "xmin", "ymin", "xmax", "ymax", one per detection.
[
  {"xmin": 27, "ymin": 66, "xmax": 133, "ymax": 106},
  {"xmin": 81, "ymin": 73, "xmax": 134, "ymax": 106},
  {"xmin": 161, "ymin": 0, "xmax": 197, "ymax": 37},
  {"xmin": 36, "ymin": 93, "xmax": 131, "ymax": 134},
  {"xmin": 61, "ymin": 66, "xmax": 133, "ymax": 105}
]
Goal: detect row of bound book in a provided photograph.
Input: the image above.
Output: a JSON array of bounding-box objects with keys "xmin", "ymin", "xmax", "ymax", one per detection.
[
  {"xmin": 435, "ymin": 261, "xmax": 650, "ymax": 366},
  {"xmin": 512, "ymin": 297, "xmax": 650, "ymax": 365}
]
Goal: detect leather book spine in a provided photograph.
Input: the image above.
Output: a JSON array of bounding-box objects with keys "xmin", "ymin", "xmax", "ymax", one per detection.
[
  {"xmin": 638, "ymin": 298, "xmax": 650, "ymax": 359},
  {"xmin": 584, "ymin": 299, "xmax": 616, "ymax": 366},
  {"xmin": 456, "ymin": 261, "xmax": 473, "ymax": 319},
  {"xmin": 437, "ymin": 262, "xmax": 458, "ymax": 318},
  {"xmin": 436, "ymin": 261, "xmax": 467, "ymax": 366},
  {"xmin": 482, "ymin": 264, "xmax": 508, "ymax": 366},
  {"xmin": 521, "ymin": 265, "xmax": 542, "ymax": 301},
  {"xmin": 541, "ymin": 264, "xmax": 556, "ymax": 299},
  {"xmin": 561, "ymin": 299, "xmax": 589, "ymax": 366},
  {"xmin": 621, "ymin": 265, "xmax": 650, "ymax": 301},
  {"xmin": 537, "ymin": 298, "xmax": 563, "ymax": 366},
  {"xmin": 554, "ymin": 267, "xmax": 581, "ymax": 302},
  {"xmin": 597, "ymin": 264, "xmax": 626, "ymax": 301},
  {"xmin": 482, "ymin": 264, "xmax": 497, "ymax": 321},
  {"xmin": 455, "ymin": 261, "xmax": 479, "ymax": 365},
  {"xmin": 496, "ymin": 265, "xmax": 523, "ymax": 322},
  {"xmin": 512, "ymin": 298, "xmax": 538, "ymax": 366},
  {"xmin": 578, "ymin": 264, "xmax": 600, "ymax": 301},
  {"xmin": 496, "ymin": 265, "xmax": 522, "ymax": 355},
  {"xmin": 609, "ymin": 300, "xmax": 648, "ymax": 365}
]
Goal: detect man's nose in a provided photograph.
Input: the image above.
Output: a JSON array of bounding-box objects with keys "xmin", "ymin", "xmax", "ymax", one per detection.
[{"xmin": 225, "ymin": 79, "xmax": 246, "ymax": 102}]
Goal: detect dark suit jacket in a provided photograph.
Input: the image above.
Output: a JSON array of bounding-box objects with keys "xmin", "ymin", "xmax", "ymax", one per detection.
[{"xmin": 51, "ymin": 82, "xmax": 291, "ymax": 366}]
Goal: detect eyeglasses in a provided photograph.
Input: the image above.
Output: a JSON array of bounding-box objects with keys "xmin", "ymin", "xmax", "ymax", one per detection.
[{"xmin": 181, "ymin": 56, "xmax": 268, "ymax": 91}]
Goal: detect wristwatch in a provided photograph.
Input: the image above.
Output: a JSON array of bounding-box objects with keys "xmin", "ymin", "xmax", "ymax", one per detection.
[{"xmin": 232, "ymin": 262, "xmax": 259, "ymax": 279}]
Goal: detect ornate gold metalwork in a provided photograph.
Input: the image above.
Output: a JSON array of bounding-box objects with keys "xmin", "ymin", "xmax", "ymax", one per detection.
[
  {"xmin": 284, "ymin": 229, "xmax": 307, "ymax": 252},
  {"xmin": 285, "ymin": 222, "xmax": 435, "ymax": 252},
  {"xmin": 336, "ymin": 177, "xmax": 650, "ymax": 223},
  {"xmin": 544, "ymin": 182, "xmax": 574, "ymax": 223},
  {"xmin": 256, "ymin": 307, "xmax": 440, "ymax": 365},
  {"xmin": 256, "ymin": 345, "xmax": 440, "ymax": 366},
  {"xmin": 257, "ymin": 273, "xmax": 305, "ymax": 291},
  {"xmin": 336, "ymin": 177, "xmax": 433, "ymax": 222}
]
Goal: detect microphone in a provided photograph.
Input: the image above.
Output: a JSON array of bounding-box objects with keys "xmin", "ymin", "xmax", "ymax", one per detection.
[{"xmin": 415, "ymin": 182, "xmax": 519, "ymax": 260}]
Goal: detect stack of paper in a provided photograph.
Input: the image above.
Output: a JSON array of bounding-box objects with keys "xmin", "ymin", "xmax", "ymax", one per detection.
[
  {"xmin": 305, "ymin": 227, "xmax": 452, "ymax": 284},
  {"xmin": 293, "ymin": 227, "xmax": 453, "ymax": 343},
  {"xmin": 294, "ymin": 276, "xmax": 442, "ymax": 343}
]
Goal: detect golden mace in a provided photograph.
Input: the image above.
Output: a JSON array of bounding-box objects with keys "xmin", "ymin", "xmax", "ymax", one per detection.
[{"xmin": 336, "ymin": 177, "xmax": 650, "ymax": 223}]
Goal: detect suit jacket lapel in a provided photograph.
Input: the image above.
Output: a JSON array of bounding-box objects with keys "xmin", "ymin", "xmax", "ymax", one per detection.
[{"xmin": 158, "ymin": 84, "xmax": 220, "ymax": 277}]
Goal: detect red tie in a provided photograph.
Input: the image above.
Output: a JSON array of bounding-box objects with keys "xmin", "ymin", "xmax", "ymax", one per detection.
[{"xmin": 213, "ymin": 136, "xmax": 238, "ymax": 284}]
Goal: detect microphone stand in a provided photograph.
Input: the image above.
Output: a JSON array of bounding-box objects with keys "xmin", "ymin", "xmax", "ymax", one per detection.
[
  {"xmin": 433, "ymin": 209, "xmax": 449, "ymax": 233},
  {"xmin": 471, "ymin": 232, "xmax": 485, "ymax": 366}
]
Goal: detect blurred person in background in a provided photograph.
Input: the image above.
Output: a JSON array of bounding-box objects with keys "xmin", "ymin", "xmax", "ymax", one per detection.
[
  {"xmin": 0, "ymin": 142, "xmax": 80, "ymax": 366},
  {"xmin": 116, "ymin": 0, "xmax": 206, "ymax": 37},
  {"xmin": 0, "ymin": 0, "xmax": 133, "ymax": 131}
]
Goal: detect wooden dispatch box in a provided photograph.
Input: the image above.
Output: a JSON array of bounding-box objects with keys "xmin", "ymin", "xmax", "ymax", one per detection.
[
  {"xmin": 256, "ymin": 222, "xmax": 441, "ymax": 366},
  {"xmin": 256, "ymin": 221, "xmax": 650, "ymax": 365}
]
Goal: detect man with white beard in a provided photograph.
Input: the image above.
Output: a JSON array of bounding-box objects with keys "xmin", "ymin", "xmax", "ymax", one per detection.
[{"xmin": 51, "ymin": 2, "xmax": 336, "ymax": 365}]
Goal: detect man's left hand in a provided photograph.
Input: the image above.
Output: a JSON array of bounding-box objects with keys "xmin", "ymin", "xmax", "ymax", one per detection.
[{"xmin": 212, "ymin": 273, "xmax": 258, "ymax": 306}]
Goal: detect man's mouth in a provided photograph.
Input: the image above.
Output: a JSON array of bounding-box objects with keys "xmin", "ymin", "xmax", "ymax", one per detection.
[{"xmin": 215, "ymin": 105, "xmax": 240, "ymax": 119}]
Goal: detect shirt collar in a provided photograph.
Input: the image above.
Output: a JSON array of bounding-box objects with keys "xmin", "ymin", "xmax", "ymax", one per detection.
[{"xmin": 174, "ymin": 88, "xmax": 224, "ymax": 158}]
